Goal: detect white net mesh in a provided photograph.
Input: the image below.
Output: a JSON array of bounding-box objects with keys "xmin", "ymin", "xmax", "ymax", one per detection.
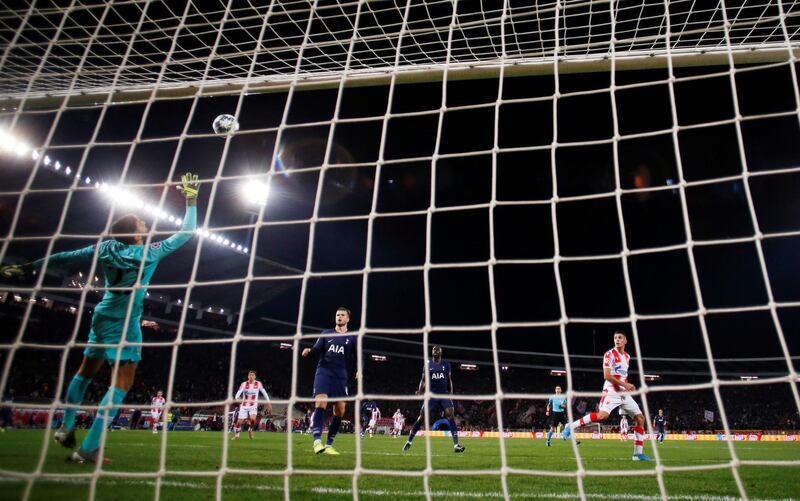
[
  {"xmin": 1, "ymin": 0, "xmax": 800, "ymax": 500},
  {"xmin": 1, "ymin": 0, "xmax": 799, "ymax": 97}
]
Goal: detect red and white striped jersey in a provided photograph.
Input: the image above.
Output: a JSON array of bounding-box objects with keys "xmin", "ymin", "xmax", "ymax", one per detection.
[
  {"xmin": 392, "ymin": 411, "xmax": 403, "ymax": 425},
  {"xmin": 370, "ymin": 407, "xmax": 381, "ymax": 421},
  {"xmin": 235, "ymin": 380, "xmax": 270, "ymax": 409},
  {"xmin": 602, "ymin": 348, "xmax": 630, "ymax": 394},
  {"xmin": 151, "ymin": 396, "xmax": 165, "ymax": 412}
]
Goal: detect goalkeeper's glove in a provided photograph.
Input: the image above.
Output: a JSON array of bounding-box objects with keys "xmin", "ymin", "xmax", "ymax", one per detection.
[
  {"xmin": 1, "ymin": 263, "xmax": 30, "ymax": 279},
  {"xmin": 177, "ymin": 173, "xmax": 200, "ymax": 199}
]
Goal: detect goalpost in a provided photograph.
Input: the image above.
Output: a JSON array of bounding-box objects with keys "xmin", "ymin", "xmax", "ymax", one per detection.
[{"xmin": 1, "ymin": 1, "xmax": 799, "ymax": 500}]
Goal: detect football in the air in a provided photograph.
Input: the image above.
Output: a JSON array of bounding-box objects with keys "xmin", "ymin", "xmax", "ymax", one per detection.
[{"xmin": 212, "ymin": 114, "xmax": 239, "ymax": 135}]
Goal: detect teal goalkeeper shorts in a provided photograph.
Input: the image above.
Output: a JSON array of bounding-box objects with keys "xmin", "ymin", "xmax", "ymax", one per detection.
[{"xmin": 84, "ymin": 312, "xmax": 143, "ymax": 364}]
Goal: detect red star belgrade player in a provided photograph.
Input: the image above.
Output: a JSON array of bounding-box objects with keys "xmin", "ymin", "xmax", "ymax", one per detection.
[
  {"xmin": 562, "ymin": 331, "xmax": 654, "ymax": 461},
  {"xmin": 232, "ymin": 370, "xmax": 272, "ymax": 440},
  {"xmin": 150, "ymin": 390, "xmax": 165, "ymax": 434}
]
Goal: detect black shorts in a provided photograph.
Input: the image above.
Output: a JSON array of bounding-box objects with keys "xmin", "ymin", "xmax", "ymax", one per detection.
[{"xmin": 550, "ymin": 412, "xmax": 567, "ymax": 427}]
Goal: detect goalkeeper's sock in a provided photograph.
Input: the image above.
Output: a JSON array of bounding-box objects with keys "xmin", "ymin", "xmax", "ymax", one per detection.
[
  {"xmin": 570, "ymin": 412, "xmax": 597, "ymax": 428},
  {"xmin": 633, "ymin": 426, "xmax": 645, "ymax": 455},
  {"xmin": 80, "ymin": 387, "xmax": 127, "ymax": 452},
  {"xmin": 326, "ymin": 416, "xmax": 341, "ymax": 446},
  {"xmin": 407, "ymin": 419, "xmax": 423, "ymax": 443},
  {"xmin": 312, "ymin": 408, "xmax": 325, "ymax": 442},
  {"xmin": 63, "ymin": 374, "xmax": 91, "ymax": 432},
  {"xmin": 448, "ymin": 419, "xmax": 459, "ymax": 445}
]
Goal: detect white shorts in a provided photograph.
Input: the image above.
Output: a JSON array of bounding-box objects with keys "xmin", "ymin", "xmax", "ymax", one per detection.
[
  {"xmin": 620, "ymin": 427, "xmax": 629, "ymax": 433},
  {"xmin": 599, "ymin": 393, "xmax": 642, "ymax": 416},
  {"xmin": 238, "ymin": 408, "xmax": 257, "ymax": 420},
  {"xmin": 368, "ymin": 419, "xmax": 377, "ymax": 427},
  {"xmin": 151, "ymin": 411, "xmax": 161, "ymax": 421}
]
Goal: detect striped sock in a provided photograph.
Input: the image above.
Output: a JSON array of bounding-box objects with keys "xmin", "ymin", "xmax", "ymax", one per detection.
[
  {"xmin": 571, "ymin": 412, "xmax": 597, "ymax": 428},
  {"xmin": 633, "ymin": 426, "xmax": 645, "ymax": 455}
]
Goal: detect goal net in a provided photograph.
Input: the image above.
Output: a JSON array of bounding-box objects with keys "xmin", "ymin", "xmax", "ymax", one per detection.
[{"xmin": 1, "ymin": 0, "xmax": 799, "ymax": 500}]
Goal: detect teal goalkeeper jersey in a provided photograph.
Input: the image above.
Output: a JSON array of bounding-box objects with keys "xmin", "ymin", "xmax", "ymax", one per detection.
[{"xmin": 32, "ymin": 204, "xmax": 197, "ymax": 319}]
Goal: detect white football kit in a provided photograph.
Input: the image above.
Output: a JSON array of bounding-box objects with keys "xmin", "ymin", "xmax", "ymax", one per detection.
[
  {"xmin": 368, "ymin": 407, "xmax": 380, "ymax": 427},
  {"xmin": 151, "ymin": 396, "xmax": 165, "ymax": 420},
  {"xmin": 235, "ymin": 380, "xmax": 270, "ymax": 420},
  {"xmin": 598, "ymin": 348, "xmax": 642, "ymax": 416}
]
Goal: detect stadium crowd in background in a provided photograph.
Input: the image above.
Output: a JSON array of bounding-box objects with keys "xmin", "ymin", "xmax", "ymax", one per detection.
[{"xmin": 2, "ymin": 299, "xmax": 798, "ymax": 435}]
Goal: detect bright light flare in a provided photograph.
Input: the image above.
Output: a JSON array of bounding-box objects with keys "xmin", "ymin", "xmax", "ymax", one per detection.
[{"xmin": 240, "ymin": 179, "xmax": 269, "ymax": 206}]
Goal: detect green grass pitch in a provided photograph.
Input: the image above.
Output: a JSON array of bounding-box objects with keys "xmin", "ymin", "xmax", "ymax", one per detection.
[{"xmin": 0, "ymin": 429, "xmax": 798, "ymax": 500}]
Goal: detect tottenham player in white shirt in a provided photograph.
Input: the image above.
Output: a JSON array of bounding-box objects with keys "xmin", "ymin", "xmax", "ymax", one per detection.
[
  {"xmin": 150, "ymin": 390, "xmax": 165, "ymax": 434},
  {"xmin": 232, "ymin": 370, "xmax": 272, "ymax": 440},
  {"xmin": 562, "ymin": 331, "xmax": 653, "ymax": 461},
  {"xmin": 367, "ymin": 404, "xmax": 381, "ymax": 438}
]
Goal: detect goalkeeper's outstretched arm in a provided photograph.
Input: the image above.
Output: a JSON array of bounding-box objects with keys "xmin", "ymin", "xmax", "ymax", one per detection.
[
  {"xmin": 145, "ymin": 173, "xmax": 199, "ymax": 261},
  {"xmin": 1, "ymin": 241, "xmax": 98, "ymax": 279},
  {"xmin": 1, "ymin": 173, "xmax": 201, "ymax": 279}
]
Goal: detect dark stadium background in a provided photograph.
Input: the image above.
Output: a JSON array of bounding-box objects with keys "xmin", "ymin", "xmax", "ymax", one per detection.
[{"xmin": 1, "ymin": 60, "xmax": 799, "ymax": 429}]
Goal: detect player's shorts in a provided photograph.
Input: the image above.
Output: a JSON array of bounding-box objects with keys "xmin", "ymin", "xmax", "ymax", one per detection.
[
  {"xmin": 549, "ymin": 411, "xmax": 567, "ymax": 427},
  {"xmin": 151, "ymin": 411, "xmax": 161, "ymax": 421},
  {"xmin": 368, "ymin": 419, "xmax": 377, "ymax": 427},
  {"xmin": 420, "ymin": 397, "xmax": 454, "ymax": 414},
  {"xmin": 656, "ymin": 426, "xmax": 666, "ymax": 434},
  {"xmin": 599, "ymin": 392, "xmax": 642, "ymax": 416},
  {"xmin": 84, "ymin": 312, "xmax": 143, "ymax": 364},
  {"xmin": 237, "ymin": 407, "xmax": 257, "ymax": 420},
  {"xmin": 312, "ymin": 369, "xmax": 348, "ymax": 399},
  {"xmin": 620, "ymin": 427, "xmax": 629, "ymax": 434}
]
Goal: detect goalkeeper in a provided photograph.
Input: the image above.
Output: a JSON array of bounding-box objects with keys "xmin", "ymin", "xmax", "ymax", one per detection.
[{"xmin": 1, "ymin": 173, "xmax": 200, "ymax": 464}]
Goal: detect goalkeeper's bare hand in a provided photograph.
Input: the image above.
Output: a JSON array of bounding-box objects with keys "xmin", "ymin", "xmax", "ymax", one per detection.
[{"xmin": 177, "ymin": 173, "xmax": 200, "ymax": 200}]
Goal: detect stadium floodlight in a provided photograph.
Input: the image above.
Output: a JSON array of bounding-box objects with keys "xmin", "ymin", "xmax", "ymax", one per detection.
[
  {"xmin": 240, "ymin": 179, "xmax": 270, "ymax": 206},
  {"xmin": 459, "ymin": 363, "xmax": 478, "ymax": 371},
  {"xmin": 550, "ymin": 369, "xmax": 567, "ymax": 376},
  {"xmin": 644, "ymin": 374, "xmax": 661, "ymax": 381},
  {"xmin": 740, "ymin": 376, "xmax": 759, "ymax": 381},
  {"xmin": 370, "ymin": 355, "xmax": 387, "ymax": 362},
  {"xmin": 64, "ymin": 166, "xmax": 70, "ymax": 175},
  {"xmin": 15, "ymin": 142, "xmax": 29, "ymax": 157},
  {"xmin": 501, "ymin": 365, "xmax": 509, "ymax": 372},
  {"xmin": 279, "ymin": 343, "xmax": 293, "ymax": 350},
  {"xmin": 0, "ymin": 131, "xmax": 13, "ymax": 150}
]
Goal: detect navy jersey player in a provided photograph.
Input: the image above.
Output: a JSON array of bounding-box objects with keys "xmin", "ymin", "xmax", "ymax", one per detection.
[
  {"xmin": 654, "ymin": 409, "xmax": 667, "ymax": 443},
  {"xmin": 403, "ymin": 346, "xmax": 465, "ymax": 453},
  {"xmin": 301, "ymin": 307, "xmax": 358, "ymax": 455}
]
